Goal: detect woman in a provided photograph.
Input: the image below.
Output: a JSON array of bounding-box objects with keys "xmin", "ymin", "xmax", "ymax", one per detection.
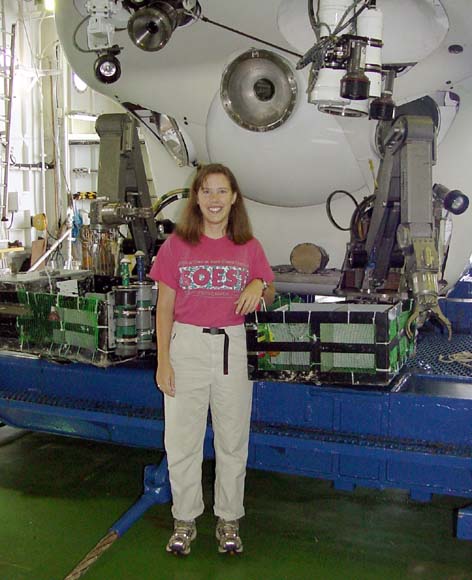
[{"xmin": 149, "ymin": 163, "xmax": 275, "ymax": 555}]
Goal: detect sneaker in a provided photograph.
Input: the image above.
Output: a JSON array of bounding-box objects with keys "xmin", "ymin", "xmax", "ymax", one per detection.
[
  {"xmin": 216, "ymin": 518, "xmax": 243, "ymax": 554},
  {"xmin": 166, "ymin": 519, "xmax": 196, "ymax": 556}
]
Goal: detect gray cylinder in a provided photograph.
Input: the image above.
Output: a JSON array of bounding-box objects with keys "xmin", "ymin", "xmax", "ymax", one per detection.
[
  {"xmin": 134, "ymin": 282, "xmax": 155, "ymax": 351},
  {"xmin": 114, "ymin": 286, "xmax": 138, "ymax": 357}
]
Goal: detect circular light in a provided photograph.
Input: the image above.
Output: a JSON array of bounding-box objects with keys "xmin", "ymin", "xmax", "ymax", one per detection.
[
  {"xmin": 94, "ymin": 54, "xmax": 121, "ymax": 84},
  {"xmin": 444, "ymin": 190, "xmax": 469, "ymax": 215},
  {"xmin": 100, "ymin": 61, "xmax": 117, "ymax": 77},
  {"xmin": 72, "ymin": 72, "xmax": 88, "ymax": 93},
  {"xmin": 104, "ymin": 63, "xmax": 114, "ymax": 75}
]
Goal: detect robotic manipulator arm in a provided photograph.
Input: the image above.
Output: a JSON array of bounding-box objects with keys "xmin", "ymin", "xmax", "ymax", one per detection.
[
  {"xmin": 337, "ymin": 115, "xmax": 469, "ymax": 340},
  {"xmin": 88, "ymin": 113, "xmax": 161, "ymax": 268}
]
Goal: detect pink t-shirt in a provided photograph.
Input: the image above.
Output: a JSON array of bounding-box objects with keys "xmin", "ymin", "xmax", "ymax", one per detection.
[{"xmin": 149, "ymin": 233, "xmax": 274, "ymax": 327}]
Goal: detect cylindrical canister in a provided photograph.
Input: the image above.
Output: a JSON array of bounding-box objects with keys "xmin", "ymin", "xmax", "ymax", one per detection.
[
  {"xmin": 120, "ymin": 257, "xmax": 131, "ymax": 287},
  {"xmin": 317, "ymin": 0, "xmax": 354, "ymax": 39},
  {"xmin": 357, "ymin": 6, "xmax": 383, "ymax": 98},
  {"xmin": 135, "ymin": 282, "xmax": 153, "ymax": 308},
  {"xmin": 135, "ymin": 251, "xmax": 146, "ymax": 283},
  {"xmin": 134, "ymin": 282, "xmax": 155, "ymax": 351},
  {"xmin": 114, "ymin": 286, "xmax": 138, "ymax": 357}
]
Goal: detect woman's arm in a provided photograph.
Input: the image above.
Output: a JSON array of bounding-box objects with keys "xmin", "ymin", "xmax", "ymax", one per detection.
[
  {"xmin": 262, "ymin": 282, "xmax": 275, "ymax": 307},
  {"xmin": 156, "ymin": 281, "xmax": 177, "ymax": 397},
  {"xmin": 235, "ymin": 279, "xmax": 275, "ymax": 315}
]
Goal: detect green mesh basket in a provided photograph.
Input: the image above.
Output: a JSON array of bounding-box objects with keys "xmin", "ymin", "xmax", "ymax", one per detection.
[
  {"xmin": 247, "ymin": 298, "xmax": 415, "ymax": 385},
  {"xmin": 16, "ymin": 291, "xmax": 101, "ymax": 353}
]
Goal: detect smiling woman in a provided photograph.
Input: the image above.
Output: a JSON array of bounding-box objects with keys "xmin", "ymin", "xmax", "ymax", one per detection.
[
  {"xmin": 174, "ymin": 163, "xmax": 254, "ymax": 246},
  {"xmin": 148, "ymin": 162, "xmax": 275, "ymax": 556},
  {"xmin": 197, "ymin": 173, "xmax": 236, "ymax": 238}
]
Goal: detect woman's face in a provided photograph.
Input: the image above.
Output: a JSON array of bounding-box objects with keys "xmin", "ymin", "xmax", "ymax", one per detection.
[{"xmin": 197, "ymin": 173, "xmax": 237, "ymax": 236}]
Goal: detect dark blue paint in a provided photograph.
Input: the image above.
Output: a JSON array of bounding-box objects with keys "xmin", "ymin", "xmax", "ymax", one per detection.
[
  {"xmin": 458, "ymin": 505, "xmax": 472, "ymax": 540},
  {"xmin": 1, "ymin": 354, "xmax": 472, "ymax": 539},
  {"xmin": 440, "ymin": 264, "xmax": 472, "ymax": 333},
  {"xmin": 113, "ymin": 459, "xmax": 171, "ymax": 537}
]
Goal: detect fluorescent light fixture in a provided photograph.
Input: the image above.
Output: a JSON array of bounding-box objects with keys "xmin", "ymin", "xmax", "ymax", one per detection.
[{"xmin": 67, "ymin": 111, "xmax": 98, "ymax": 122}]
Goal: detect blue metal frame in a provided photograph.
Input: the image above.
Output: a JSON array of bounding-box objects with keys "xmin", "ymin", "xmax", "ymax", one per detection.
[
  {"xmin": 441, "ymin": 265, "xmax": 472, "ymax": 333},
  {"xmin": 112, "ymin": 459, "xmax": 171, "ymax": 537},
  {"xmin": 250, "ymin": 377, "xmax": 472, "ymax": 499},
  {"xmin": 458, "ymin": 506, "xmax": 472, "ymax": 540},
  {"xmin": 0, "ymin": 352, "xmax": 471, "ymax": 539}
]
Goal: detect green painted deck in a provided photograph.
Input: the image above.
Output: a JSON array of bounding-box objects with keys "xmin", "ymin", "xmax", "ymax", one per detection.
[{"xmin": 0, "ymin": 429, "xmax": 471, "ymax": 580}]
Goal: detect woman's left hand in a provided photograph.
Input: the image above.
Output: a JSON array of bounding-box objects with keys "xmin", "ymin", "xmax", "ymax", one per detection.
[{"xmin": 235, "ymin": 279, "xmax": 264, "ymax": 315}]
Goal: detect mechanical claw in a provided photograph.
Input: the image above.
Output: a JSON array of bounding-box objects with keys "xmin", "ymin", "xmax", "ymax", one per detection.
[
  {"xmin": 406, "ymin": 306, "xmax": 420, "ymax": 339},
  {"xmin": 406, "ymin": 302, "xmax": 452, "ymax": 340},
  {"xmin": 430, "ymin": 304, "xmax": 452, "ymax": 341}
]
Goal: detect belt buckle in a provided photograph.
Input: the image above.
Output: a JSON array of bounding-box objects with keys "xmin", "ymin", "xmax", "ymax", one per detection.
[{"xmin": 209, "ymin": 327, "xmax": 220, "ymax": 335}]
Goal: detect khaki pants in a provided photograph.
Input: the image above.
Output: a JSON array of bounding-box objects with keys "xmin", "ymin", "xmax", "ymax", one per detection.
[{"xmin": 165, "ymin": 321, "xmax": 253, "ymax": 521}]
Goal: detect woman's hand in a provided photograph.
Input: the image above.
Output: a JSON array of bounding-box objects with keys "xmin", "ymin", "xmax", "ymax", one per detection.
[
  {"xmin": 156, "ymin": 282, "xmax": 176, "ymax": 397},
  {"xmin": 235, "ymin": 278, "xmax": 265, "ymax": 315},
  {"xmin": 156, "ymin": 359, "xmax": 176, "ymax": 397}
]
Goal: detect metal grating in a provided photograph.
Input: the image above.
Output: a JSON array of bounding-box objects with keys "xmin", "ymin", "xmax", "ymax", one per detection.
[
  {"xmin": 0, "ymin": 388, "xmax": 163, "ymax": 420},
  {"xmin": 251, "ymin": 421, "xmax": 472, "ymax": 457},
  {"xmin": 407, "ymin": 332, "xmax": 472, "ymax": 378}
]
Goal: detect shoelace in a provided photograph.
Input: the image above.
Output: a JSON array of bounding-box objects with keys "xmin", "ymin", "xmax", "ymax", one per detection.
[
  {"xmin": 173, "ymin": 522, "xmax": 194, "ymax": 539},
  {"xmin": 220, "ymin": 522, "xmax": 239, "ymax": 539}
]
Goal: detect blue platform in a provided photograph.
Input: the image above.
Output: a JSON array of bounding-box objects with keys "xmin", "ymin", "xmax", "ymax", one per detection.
[
  {"xmin": 441, "ymin": 266, "xmax": 472, "ymax": 333},
  {"xmin": 1, "ymin": 331, "xmax": 472, "ymax": 539}
]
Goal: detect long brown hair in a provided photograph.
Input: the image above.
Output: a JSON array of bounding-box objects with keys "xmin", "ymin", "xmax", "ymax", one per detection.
[{"xmin": 175, "ymin": 163, "xmax": 253, "ymax": 245}]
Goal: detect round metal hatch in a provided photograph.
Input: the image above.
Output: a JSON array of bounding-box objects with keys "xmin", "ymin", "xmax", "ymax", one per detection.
[{"xmin": 220, "ymin": 49, "xmax": 298, "ymax": 132}]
